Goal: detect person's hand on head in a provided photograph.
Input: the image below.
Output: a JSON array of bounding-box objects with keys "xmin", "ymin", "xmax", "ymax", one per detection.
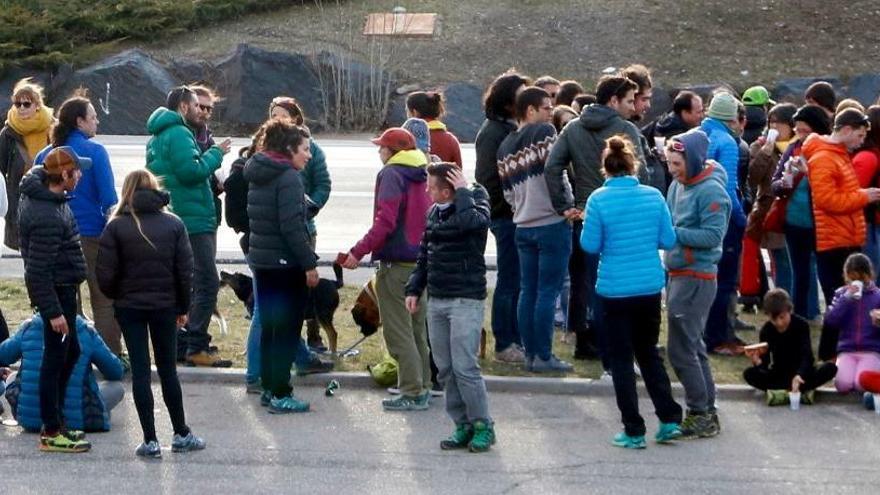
[{"xmin": 446, "ymin": 168, "xmax": 468, "ymax": 190}]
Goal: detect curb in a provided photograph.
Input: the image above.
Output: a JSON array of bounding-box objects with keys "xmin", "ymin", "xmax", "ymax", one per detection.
[{"xmin": 171, "ymin": 367, "xmax": 853, "ymax": 404}]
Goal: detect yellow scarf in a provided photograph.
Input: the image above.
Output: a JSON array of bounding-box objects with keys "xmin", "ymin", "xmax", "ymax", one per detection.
[
  {"xmin": 426, "ymin": 119, "xmax": 447, "ymax": 131},
  {"xmin": 6, "ymin": 105, "xmax": 53, "ymax": 164},
  {"xmin": 775, "ymin": 139, "xmax": 791, "ymax": 155}
]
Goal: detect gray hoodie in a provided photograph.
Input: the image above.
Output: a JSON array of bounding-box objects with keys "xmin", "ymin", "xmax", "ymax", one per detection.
[
  {"xmin": 545, "ymin": 104, "xmax": 649, "ymax": 212},
  {"xmin": 664, "ymin": 129, "xmax": 731, "ymax": 277}
]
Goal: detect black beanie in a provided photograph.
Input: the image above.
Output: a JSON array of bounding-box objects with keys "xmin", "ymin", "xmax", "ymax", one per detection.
[{"xmin": 793, "ymin": 105, "xmax": 831, "ymax": 135}]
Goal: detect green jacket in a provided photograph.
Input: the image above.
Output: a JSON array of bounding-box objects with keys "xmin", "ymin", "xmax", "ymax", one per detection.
[
  {"xmin": 302, "ymin": 140, "xmax": 331, "ymax": 236},
  {"xmin": 145, "ymin": 108, "xmax": 224, "ymax": 235}
]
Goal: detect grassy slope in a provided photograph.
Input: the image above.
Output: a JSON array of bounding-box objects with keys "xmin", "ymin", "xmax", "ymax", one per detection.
[
  {"xmin": 143, "ymin": 0, "xmax": 880, "ymax": 91},
  {"xmin": 1, "ymin": 278, "xmax": 823, "ymax": 384}
]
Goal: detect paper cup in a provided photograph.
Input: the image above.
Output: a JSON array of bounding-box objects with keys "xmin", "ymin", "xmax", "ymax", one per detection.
[
  {"xmin": 654, "ymin": 137, "xmax": 666, "ymax": 154},
  {"xmin": 767, "ymin": 129, "xmax": 779, "ymax": 144},
  {"xmin": 874, "ymin": 393, "xmax": 880, "ymax": 415},
  {"xmin": 789, "ymin": 392, "xmax": 801, "ymax": 410}
]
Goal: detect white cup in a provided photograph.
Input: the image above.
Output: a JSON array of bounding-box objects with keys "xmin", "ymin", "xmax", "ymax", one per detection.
[
  {"xmin": 789, "ymin": 392, "xmax": 801, "ymax": 410},
  {"xmin": 874, "ymin": 393, "xmax": 880, "ymax": 415},
  {"xmin": 852, "ymin": 280, "xmax": 864, "ymax": 300},
  {"xmin": 767, "ymin": 129, "xmax": 779, "ymax": 144},
  {"xmin": 654, "ymin": 136, "xmax": 666, "ymax": 154}
]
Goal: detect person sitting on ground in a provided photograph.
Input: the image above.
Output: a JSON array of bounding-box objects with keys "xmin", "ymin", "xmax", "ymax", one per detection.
[
  {"xmin": 405, "ymin": 163, "xmax": 495, "ymax": 452},
  {"xmin": 0, "ymin": 315, "xmax": 124, "ymax": 433},
  {"xmin": 822, "ymin": 254, "xmax": 880, "ymax": 394},
  {"xmin": 743, "ymin": 289, "xmax": 837, "ymax": 406}
]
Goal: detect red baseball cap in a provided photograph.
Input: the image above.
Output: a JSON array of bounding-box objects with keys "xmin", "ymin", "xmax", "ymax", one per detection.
[{"xmin": 371, "ymin": 127, "xmax": 416, "ymax": 152}]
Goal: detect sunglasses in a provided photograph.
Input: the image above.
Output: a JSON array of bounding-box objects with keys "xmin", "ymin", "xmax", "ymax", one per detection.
[
  {"xmin": 198, "ymin": 104, "xmax": 214, "ymax": 113},
  {"xmin": 13, "ymin": 101, "xmax": 33, "ymax": 109}
]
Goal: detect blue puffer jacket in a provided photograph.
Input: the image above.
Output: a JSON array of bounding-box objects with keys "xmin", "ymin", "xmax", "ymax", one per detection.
[
  {"xmin": 701, "ymin": 118, "xmax": 746, "ymax": 228},
  {"xmin": 0, "ymin": 315, "xmax": 124, "ymax": 432},
  {"xmin": 581, "ymin": 175, "xmax": 676, "ymax": 298}
]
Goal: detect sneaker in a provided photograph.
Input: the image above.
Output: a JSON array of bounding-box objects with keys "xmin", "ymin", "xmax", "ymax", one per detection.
[
  {"xmin": 430, "ymin": 382, "xmax": 445, "ymax": 397},
  {"xmin": 801, "ymin": 390, "xmax": 815, "ymax": 405},
  {"xmin": 611, "ymin": 432, "xmax": 646, "ymax": 449},
  {"xmin": 246, "ymin": 381, "xmax": 262, "ymax": 395},
  {"xmin": 654, "ymin": 422, "xmax": 682, "ymax": 443},
  {"xmin": 468, "ymin": 420, "xmax": 496, "ymax": 453},
  {"xmin": 766, "ymin": 389, "xmax": 789, "ymax": 407},
  {"xmin": 135, "ymin": 440, "xmax": 162, "ymax": 459},
  {"xmin": 531, "ymin": 355, "xmax": 574, "ymax": 373},
  {"xmin": 679, "ymin": 412, "xmax": 719, "ymax": 439},
  {"xmin": 295, "ymin": 355, "xmax": 334, "ymax": 376},
  {"xmin": 39, "ymin": 431, "xmax": 91, "ymax": 453},
  {"xmin": 268, "ymin": 395, "xmax": 310, "ymax": 414},
  {"xmin": 494, "ymin": 345, "xmax": 525, "ymax": 364},
  {"xmin": 382, "ymin": 394, "xmax": 429, "ymax": 411},
  {"xmin": 260, "ymin": 390, "xmax": 272, "ymax": 407},
  {"xmin": 863, "ymin": 392, "xmax": 876, "ymax": 411},
  {"xmin": 440, "ymin": 423, "xmax": 474, "ymax": 450},
  {"xmin": 416, "ymin": 390, "xmax": 431, "ymax": 407},
  {"xmin": 171, "ymin": 432, "xmax": 206, "ymax": 452},
  {"xmin": 386, "ymin": 387, "xmax": 401, "ymax": 395},
  {"xmin": 186, "ymin": 351, "xmax": 232, "ymax": 368},
  {"xmin": 63, "ymin": 430, "xmax": 86, "ymax": 442}
]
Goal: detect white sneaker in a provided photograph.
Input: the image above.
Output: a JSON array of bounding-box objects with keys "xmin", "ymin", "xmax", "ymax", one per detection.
[
  {"xmin": 386, "ymin": 387, "xmax": 401, "ymax": 395},
  {"xmin": 494, "ymin": 344, "xmax": 526, "ymax": 363}
]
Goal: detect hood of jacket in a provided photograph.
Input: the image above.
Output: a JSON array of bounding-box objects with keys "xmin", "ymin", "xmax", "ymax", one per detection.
[
  {"xmin": 580, "ymin": 104, "xmax": 626, "ymax": 131},
  {"xmin": 385, "ymin": 149, "xmax": 428, "ymax": 183},
  {"xmin": 19, "ymin": 167, "xmax": 66, "ymax": 203},
  {"xmin": 685, "ymin": 160, "xmax": 729, "ymax": 189},
  {"xmin": 146, "ymin": 107, "xmax": 189, "ymax": 136},
  {"xmin": 128, "ymin": 188, "xmax": 170, "ymax": 214},
  {"xmin": 655, "ymin": 112, "xmax": 691, "ymax": 137},
  {"xmin": 243, "ymin": 152, "xmax": 294, "ymax": 186},
  {"xmin": 801, "ymin": 133, "xmax": 848, "ymax": 161},
  {"xmin": 673, "ymin": 128, "xmax": 710, "ymax": 179},
  {"xmin": 700, "ymin": 117, "xmax": 736, "ymax": 138}
]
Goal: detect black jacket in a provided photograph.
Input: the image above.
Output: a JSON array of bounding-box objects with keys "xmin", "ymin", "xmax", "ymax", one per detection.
[
  {"xmin": 18, "ymin": 168, "xmax": 87, "ymax": 319},
  {"xmin": 758, "ymin": 315, "xmax": 816, "ymax": 379},
  {"xmin": 96, "ymin": 189, "xmax": 193, "ymax": 314},
  {"xmin": 0, "ymin": 125, "xmax": 27, "ymax": 250},
  {"xmin": 243, "ymin": 152, "xmax": 317, "ymax": 271},
  {"xmin": 475, "ymin": 118, "xmax": 516, "ymax": 220},
  {"xmin": 406, "ymin": 184, "xmax": 490, "ymax": 300}
]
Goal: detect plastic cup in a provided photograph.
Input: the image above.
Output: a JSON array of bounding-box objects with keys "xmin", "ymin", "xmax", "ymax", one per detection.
[
  {"xmin": 654, "ymin": 136, "xmax": 666, "ymax": 154},
  {"xmin": 789, "ymin": 392, "xmax": 801, "ymax": 411},
  {"xmin": 874, "ymin": 393, "xmax": 880, "ymax": 415},
  {"xmin": 852, "ymin": 280, "xmax": 864, "ymax": 300},
  {"xmin": 767, "ymin": 129, "xmax": 779, "ymax": 144}
]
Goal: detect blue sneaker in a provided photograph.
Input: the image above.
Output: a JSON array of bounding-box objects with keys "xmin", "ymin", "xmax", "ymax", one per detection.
[
  {"xmin": 135, "ymin": 440, "xmax": 162, "ymax": 458},
  {"xmin": 654, "ymin": 422, "xmax": 683, "ymax": 443},
  {"xmin": 611, "ymin": 432, "xmax": 646, "ymax": 449},
  {"xmin": 260, "ymin": 390, "xmax": 272, "ymax": 407},
  {"xmin": 171, "ymin": 432, "xmax": 206, "ymax": 453},
  {"xmin": 268, "ymin": 395, "xmax": 310, "ymax": 414}
]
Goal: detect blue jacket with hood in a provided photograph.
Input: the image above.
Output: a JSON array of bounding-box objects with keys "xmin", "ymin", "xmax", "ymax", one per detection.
[{"xmin": 701, "ymin": 117, "xmax": 746, "ymax": 228}]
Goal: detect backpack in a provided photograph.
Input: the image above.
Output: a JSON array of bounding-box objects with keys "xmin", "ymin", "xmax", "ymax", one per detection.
[{"xmin": 224, "ymin": 157, "xmax": 249, "ymax": 233}]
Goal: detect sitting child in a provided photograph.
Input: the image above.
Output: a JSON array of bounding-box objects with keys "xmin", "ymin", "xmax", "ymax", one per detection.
[
  {"xmin": 823, "ymin": 254, "xmax": 880, "ymax": 393},
  {"xmin": 743, "ymin": 289, "xmax": 837, "ymax": 405},
  {"xmin": 0, "ymin": 315, "xmax": 124, "ymax": 432}
]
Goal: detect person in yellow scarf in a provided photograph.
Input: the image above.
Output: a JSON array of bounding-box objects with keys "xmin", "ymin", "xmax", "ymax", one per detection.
[{"xmin": 0, "ymin": 77, "xmax": 54, "ymax": 250}]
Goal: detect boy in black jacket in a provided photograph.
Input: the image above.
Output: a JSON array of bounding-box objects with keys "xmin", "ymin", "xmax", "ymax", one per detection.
[
  {"xmin": 743, "ymin": 289, "xmax": 837, "ymax": 406},
  {"xmin": 405, "ymin": 163, "xmax": 495, "ymax": 453},
  {"xmin": 18, "ymin": 146, "xmax": 90, "ymax": 452}
]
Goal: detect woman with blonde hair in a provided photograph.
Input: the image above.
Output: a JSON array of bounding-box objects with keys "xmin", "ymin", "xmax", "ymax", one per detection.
[
  {"xmin": 0, "ymin": 78, "xmax": 53, "ymax": 249},
  {"xmin": 96, "ymin": 169, "xmax": 204, "ymax": 458}
]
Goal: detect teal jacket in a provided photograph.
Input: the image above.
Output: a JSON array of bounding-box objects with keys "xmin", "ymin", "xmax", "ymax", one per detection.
[
  {"xmin": 665, "ymin": 162, "xmax": 731, "ymax": 277},
  {"xmin": 145, "ymin": 107, "xmax": 224, "ymax": 235},
  {"xmin": 302, "ymin": 140, "xmax": 331, "ymax": 236},
  {"xmin": 581, "ymin": 175, "xmax": 676, "ymax": 298}
]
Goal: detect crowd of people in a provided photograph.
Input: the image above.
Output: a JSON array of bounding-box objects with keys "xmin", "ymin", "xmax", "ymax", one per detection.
[{"xmin": 1, "ymin": 63, "xmax": 880, "ymax": 456}]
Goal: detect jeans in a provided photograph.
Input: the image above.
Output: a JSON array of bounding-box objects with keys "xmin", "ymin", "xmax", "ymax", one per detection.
[
  {"xmin": 39, "ymin": 285, "xmax": 80, "ymax": 434},
  {"xmin": 667, "ymin": 277, "xmax": 717, "ymax": 413},
  {"xmin": 80, "ymin": 236, "xmax": 122, "ymax": 354},
  {"xmin": 705, "ymin": 222, "xmax": 743, "ymax": 350},
  {"xmin": 769, "ymin": 247, "xmax": 792, "ymax": 295},
  {"xmin": 184, "ymin": 232, "xmax": 219, "ymax": 355},
  {"xmin": 601, "ymin": 294, "xmax": 682, "ymax": 437},
  {"xmin": 489, "ymin": 218, "xmax": 521, "ymax": 352},
  {"xmin": 785, "ymin": 225, "xmax": 821, "ymax": 318},
  {"xmin": 516, "ymin": 221, "xmax": 572, "ymax": 361},
  {"xmin": 817, "ymin": 247, "xmax": 860, "ymax": 310},
  {"xmin": 554, "ymin": 273, "xmax": 570, "ymax": 328},
  {"xmin": 255, "ymin": 268, "xmax": 307, "ymax": 398},
  {"xmin": 427, "ymin": 297, "xmax": 491, "ymax": 424},
  {"xmin": 116, "ymin": 306, "xmax": 190, "ymax": 443}
]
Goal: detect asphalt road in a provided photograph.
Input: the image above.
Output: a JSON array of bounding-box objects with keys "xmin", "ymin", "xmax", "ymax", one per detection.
[{"xmin": 1, "ymin": 382, "xmax": 878, "ymax": 494}]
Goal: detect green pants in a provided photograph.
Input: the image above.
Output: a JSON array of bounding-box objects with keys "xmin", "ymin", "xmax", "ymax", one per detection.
[{"xmin": 376, "ymin": 262, "xmax": 430, "ymax": 396}]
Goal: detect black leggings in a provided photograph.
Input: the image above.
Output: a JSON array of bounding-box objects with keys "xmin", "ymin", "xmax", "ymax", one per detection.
[
  {"xmin": 39, "ymin": 285, "xmax": 80, "ymax": 434},
  {"xmin": 255, "ymin": 268, "xmax": 307, "ymax": 398},
  {"xmin": 116, "ymin": 307, "xmax": 189, "ymax": 443},
  {"xmin": 743, "ymin": 363, "xmax": 838, "ymax": 392}
]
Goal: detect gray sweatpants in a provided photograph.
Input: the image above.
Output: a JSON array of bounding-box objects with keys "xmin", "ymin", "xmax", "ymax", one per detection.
[
  {"xmin": 666, "ymin": 276, "xmax": 717, "ymax": 413},
  {"xmin": 427, "ymin": 297, "xmax": 491, "ymax": 424}
]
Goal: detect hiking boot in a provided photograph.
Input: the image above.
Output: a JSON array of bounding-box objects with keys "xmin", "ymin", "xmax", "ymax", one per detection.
[
  {"xmin": 679, "ymin": 412, "xmax": 719, "ymax": 439},
  {"xmin": 801, "ymin": 390, "xmax": 815, "ymax": 405},
  {"xmin": 171, "ymin": 432, "xmax": 206, "ymax": 452},
  {"xmin": 531, "ymin": 355, "xmax": 574, "ymax": 373},
  {"xmin": 382, "ymin": 394, "xmax": 429, "ymax": 412},
  {"xmin": 440, "ymin": 423, "xmax": 474, "ymax": 450},
  {"xmin": 468, "ymin": 420, "xmax": 496, "ymax": 453},
  {"xmin": 260, "ymin": 390, "xmax": 272, "ymax": 407},
  {"xmin": 268, "ymin": 395, "xmax": 311, "ymax": 414},
  {"xmin": 494, "ymin": 344, "xmax": 525, "ymax": 364},
  {"xmin": 135, "ymin": 440, "xmax": 162, "ymax": 459},
  {"xmin": 186, "ymin": 351, "xmax": 232, "ymax": 368},
  {"xmin": 295, "ymin": 355, "xmax": 334, "ymax": 376},
  {"xmin": 246, "ymin": 380, "xmax": 262, "ymax": 395},
  {"xmin": 654, "ymin": 422, "xmax": 682, "ymax": 443},
  {"xmin": 40, "ymin": 431, "xmax": 91, "ymax": 453},
  {"xmin": 611, "ymin": 432, "xmax": 646, "ymax": 449},
  {"xmin": 766, "ymin": 389, "xmax": 789, "ymax": 407}
]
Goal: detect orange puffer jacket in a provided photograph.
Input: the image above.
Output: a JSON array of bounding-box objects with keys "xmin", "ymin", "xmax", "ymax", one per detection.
[{"xmin": 803, "ymin": 133, "xmax": 868, "ymax": 252}]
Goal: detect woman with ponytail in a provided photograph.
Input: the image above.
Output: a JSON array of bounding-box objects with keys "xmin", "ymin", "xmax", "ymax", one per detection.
[
  {"xmin": 96, "ymin": 169, "xmax": 204, "ymax": 458},
  {"xmin": 581, "ymin": 135, "xmax": 683, "ymax": 449},
  {"xmin": 406, "ymin": 91, "xmax": 463, "ymax": 167}
]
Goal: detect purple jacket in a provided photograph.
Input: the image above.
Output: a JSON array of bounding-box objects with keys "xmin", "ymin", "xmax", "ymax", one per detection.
[
  {"xmin": 824, "ymin": 283, "xmax": 880, "ymax": 354},
  {"xmin": 351, "ymin": 150, "xmax": 430, "ymax": 263}
]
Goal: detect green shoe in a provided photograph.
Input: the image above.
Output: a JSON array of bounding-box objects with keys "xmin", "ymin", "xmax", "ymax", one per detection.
[
  {"xmin": 63, "ymin": 429, "xmax": 86, "ymax": 442},
  {"xmin": 40, "ymin": 432, "xmax": 91, "ymax": 453},
  {"xmin": 268, "ymin": 395, "xmax": 310, "ymax": 414},
  {"xmin": 468, "ymin": 420, "xmax": 496, "ymax": 453},
  {"xmin": 766, "ymin": 389, "xmax": 789, "ymax": 407},
  {"xmin": 679, "ymin": 412, "xmax": 719, "ymax": 439},
  {"xmin": 801, "ymin": 390, "xmax": 815, "ymax": 405},
  {"xmin": 654, "ymin": 422, "xmax": 682, "ymax": 443},
  {"xmin": 611, "ymin": 432, "xmax": 646, "ymax": 449},
  {"xmin": 440, "ymin": 423, "xmax": 474, "ymax": 450},
  {"xmin": 382, "ymin": 394, "xmax": 429, "ymax": 411}
]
